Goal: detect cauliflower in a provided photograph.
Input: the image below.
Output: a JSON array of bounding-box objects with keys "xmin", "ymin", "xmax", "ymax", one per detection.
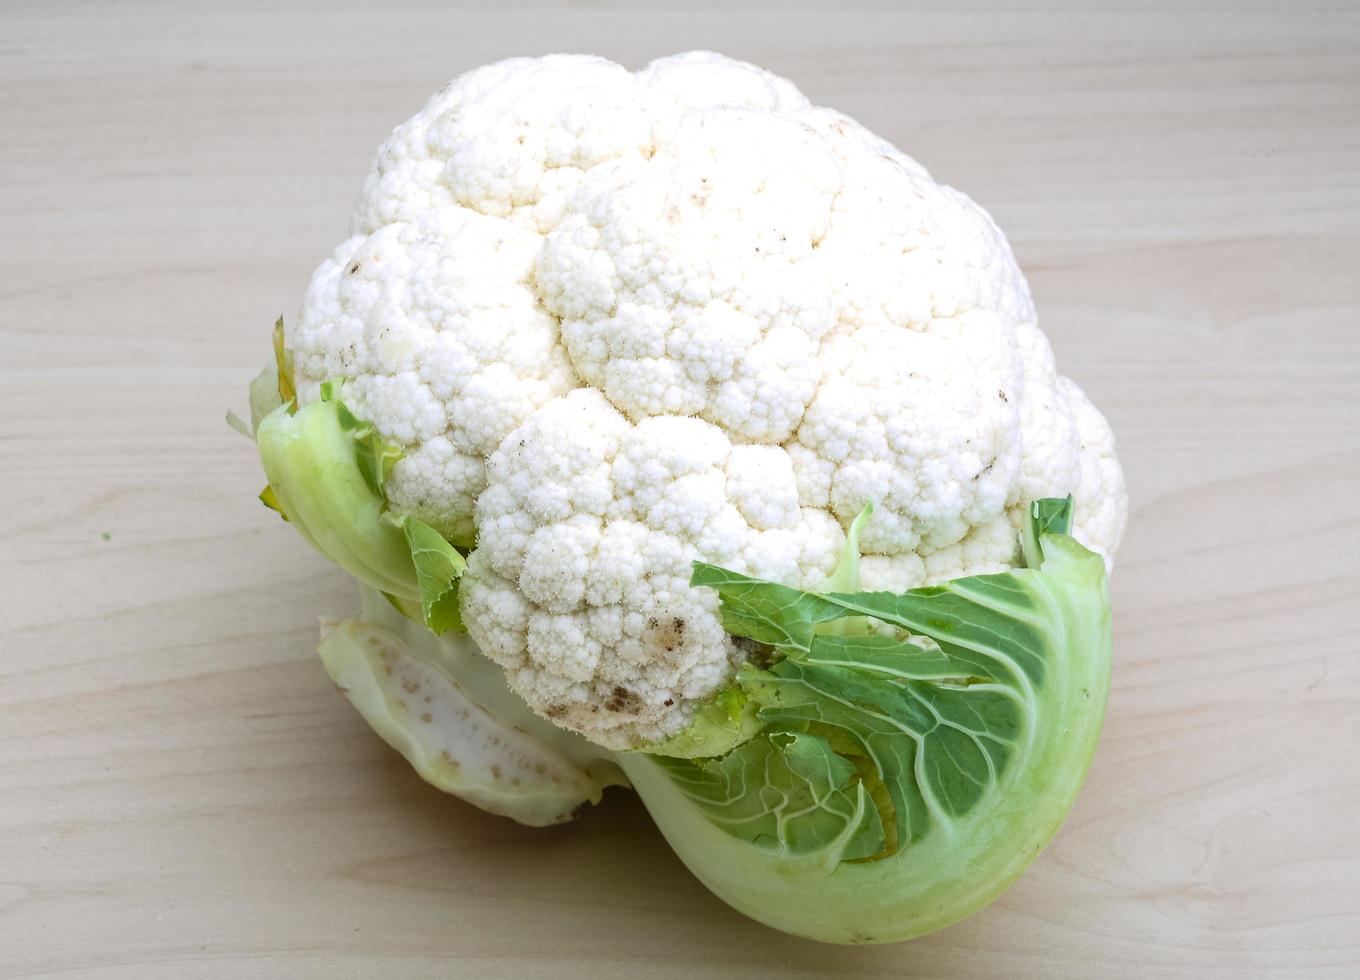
[
  {"xmin": 245, "ymin": 52, "xmax": 1128, "ymax": 944},
  {"xmin": 281, "ymin": 51, "xmax": 1125, "ymax": 748}
]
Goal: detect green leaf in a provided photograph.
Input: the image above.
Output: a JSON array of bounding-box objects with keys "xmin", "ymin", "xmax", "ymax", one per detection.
[
  {"xmin": 1021, "ymin": 494, "xmax": 1073, "ymax": 569},
  {"xmin": 822, "ymin": 501, "xmax": 874, "ymax": 593},
  {"xmin": 628, "ymin": 498, "xmax": 1112, "ymax": 941},
  {"xmin": 733, "ymin": 648, "xmax": 1024, "ymax": 849},
  {"xmin": 255, "ymin": 379, "xmax": 467, "ymax": 636},
  {"xmin": 258, "ymin": 484, "xmax": 288, "ymax": 521},
  {"xmin": 380, "ymin": 589, "xmax": 421, "ymax": 621},
  {"xmin": 639, "ymin": 685, "xmax": 761, "ymax": 759},
  {"xmin": 225, "ymin": 409, "xmax": 253, "ymax": 439},
  {"xmin": 402, "ymin": 516, "xmax": 467, "ymax": 635},
  {"xmin": 272, "ymin": 316, "xmax": 296, "ymax": 411},
  {"xmin": 652, "ymin": 731, "xmax": 885, "ymax": 868},
  {"xmin": 226, "ymin": 329, "xmax": 289, "ymax": 441},
  {"xmin": 689, "ymin": 562, "xmax": 845, "ymax": 652},
  {"xmin": 682, "ymin": 549, "xmax": 1075, "ymax": 849},
  {"xmin": 690, "ymin": 563, "xmax": 1055, "ymax": 688},
  {"xmin": 249, "ymin": 359, "xmax": 285, "ymax": 433},
  {"xmin": 330, "ymin": 385, "xmax": 404, "ymax": 496}
]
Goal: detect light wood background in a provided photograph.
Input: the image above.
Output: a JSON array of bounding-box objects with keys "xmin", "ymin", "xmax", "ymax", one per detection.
[{"xmin": 3, "ymin": 1, "xmax": 1357, "ymax": 977}]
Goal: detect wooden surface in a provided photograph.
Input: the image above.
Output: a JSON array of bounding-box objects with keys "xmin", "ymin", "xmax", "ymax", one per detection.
[{"xmin": 3, "ymin": 1, "xmax": 1358, "ymax": 976}]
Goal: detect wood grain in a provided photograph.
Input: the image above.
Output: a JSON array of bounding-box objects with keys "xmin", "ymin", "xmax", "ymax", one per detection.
[{"xmin": 2, "ymin": 1, "xmax": 1357, "ymax": 976}]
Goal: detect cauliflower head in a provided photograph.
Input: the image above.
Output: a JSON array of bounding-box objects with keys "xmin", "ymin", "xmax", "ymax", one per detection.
[{"xmin": 285, "ymin": 51, "xmax": 1127, "ymax": 749}]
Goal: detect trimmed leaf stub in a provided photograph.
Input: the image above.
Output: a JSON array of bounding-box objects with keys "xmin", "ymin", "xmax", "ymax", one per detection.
[
  {"xmin": 319, "ymin": 614, "xmax": 611, "ymax": 826},
  {"xmin": 272, "ymin": 316, "xmax": 296, "ymax": 411},
  {"xmin": 402, "ymin": 517, "xmax": 467, "ymax": 635}
]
